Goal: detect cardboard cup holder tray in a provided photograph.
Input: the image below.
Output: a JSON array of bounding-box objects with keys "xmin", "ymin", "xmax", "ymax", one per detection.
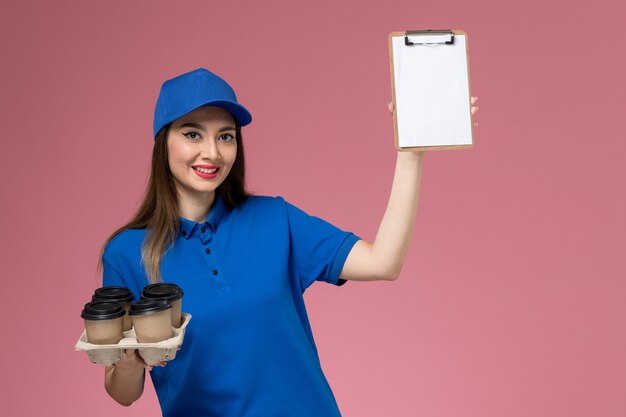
[{"xmin": 75, "ymin": 313, "xmax": 192, "ymax": 366}]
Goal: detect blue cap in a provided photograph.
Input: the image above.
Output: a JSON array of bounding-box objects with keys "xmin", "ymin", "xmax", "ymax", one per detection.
[{"xmin": 153, "ymin": 68, "xmax": 252, "ymax": 139}]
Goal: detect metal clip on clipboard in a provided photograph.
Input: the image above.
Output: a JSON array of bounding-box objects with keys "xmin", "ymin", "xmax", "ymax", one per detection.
[{"xmin": 404, "ymin": 29, "xmax": 455, "ymax": 46}]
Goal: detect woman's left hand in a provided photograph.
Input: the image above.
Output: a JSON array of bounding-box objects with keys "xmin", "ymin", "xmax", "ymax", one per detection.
[
  {"xmin": 387, "ymin": 96, "xmax": 479, "ymax": 118},
  {"xmin": 387, "ymin": 96, "xmax": 479, "ymax": 154}
]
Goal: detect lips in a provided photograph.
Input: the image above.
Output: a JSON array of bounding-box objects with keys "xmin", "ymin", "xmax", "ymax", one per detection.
[
  {"xmin": 192, "ymin": 166, "xmax": 220, "ymax": 179},
  {"xmin": 192, "ymin": 165, "xmax": 220, "ymax": 169},
  {"xmin": 192, "ymin": 165, "xmax": 220, "ymax": 174}
]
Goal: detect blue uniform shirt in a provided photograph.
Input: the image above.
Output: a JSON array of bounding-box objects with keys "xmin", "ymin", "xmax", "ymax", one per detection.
[{"xmin": 102, "ymin": 193, "xmax": 361, "ymax": 417}]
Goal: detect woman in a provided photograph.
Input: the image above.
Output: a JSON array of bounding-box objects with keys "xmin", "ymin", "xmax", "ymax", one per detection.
[{"xmin": 97, "ymin": 67, "xmax": 478, "ymax": 416}]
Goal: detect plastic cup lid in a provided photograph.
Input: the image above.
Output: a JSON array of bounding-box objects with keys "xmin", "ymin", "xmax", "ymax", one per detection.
[
  {"xmin": 93, "ymin": 286, "xmax": 134, "ymax": 303},
  {"xmin": 141, "ymin": 283, "xmax": 183, "ymax": 302},
  {"xmin": 81, "ymin": 301, "xmax": 126, "ymax": 320},
  {"xmin": 129, "ymin": 298, "xmax": 172, "ymax": 316}
]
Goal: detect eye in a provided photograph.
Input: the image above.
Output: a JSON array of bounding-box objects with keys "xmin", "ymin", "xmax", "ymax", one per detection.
[
  {"xmin": 182, "ymin": 131, "xmax": 201, "ymax": 140},
  {"xmin": 219, "ymin": 133, "xmax": 235, "ymax": 142}
]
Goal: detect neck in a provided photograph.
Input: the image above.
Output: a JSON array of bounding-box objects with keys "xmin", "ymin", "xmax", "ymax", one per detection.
[{"xmin": 177, "ymin": 190, "xmax": 216, "ymax": 223}]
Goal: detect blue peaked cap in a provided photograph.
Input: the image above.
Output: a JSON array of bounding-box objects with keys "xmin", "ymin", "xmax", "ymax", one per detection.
[{"xmin": 153, "ymin": 68, "xmax": 252, "ymax": 139}]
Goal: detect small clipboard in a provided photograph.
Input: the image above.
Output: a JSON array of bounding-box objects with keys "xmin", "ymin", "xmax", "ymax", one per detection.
[{"xmin": 389, "ymin": 29, "xmax": 474, "ymax": 151}]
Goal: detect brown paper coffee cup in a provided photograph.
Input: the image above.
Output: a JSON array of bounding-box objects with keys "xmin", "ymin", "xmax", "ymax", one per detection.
[
  {"xmin": 141, "ymin": 283, "xmax": 184, "ymax": 328},
  {"xmin": 129, "ymin": 299, "xmax": 173, "ymax": 343},
  {"xmin": 92, "ymin": 286, "xmax": 135, "ymax": 331},
  {"xmin": 81, "ymin": 301, "xmax": 125, "ymax": 344}
]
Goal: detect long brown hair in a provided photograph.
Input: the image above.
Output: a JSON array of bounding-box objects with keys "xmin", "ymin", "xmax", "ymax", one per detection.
[{"xmin": 96, "ymin": 120, "xmax": 254, "ymax": 283}]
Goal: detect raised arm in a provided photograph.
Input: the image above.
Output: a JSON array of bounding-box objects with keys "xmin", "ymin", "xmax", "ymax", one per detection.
[{"xmin": 339, "ymin": 97, "xmax": 479, "ymax": 281}]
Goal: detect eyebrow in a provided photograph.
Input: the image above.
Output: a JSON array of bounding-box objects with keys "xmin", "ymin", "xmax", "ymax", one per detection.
[{"xmin": 179, "ymin": 122, "xmax": 236, "ymax": 132}]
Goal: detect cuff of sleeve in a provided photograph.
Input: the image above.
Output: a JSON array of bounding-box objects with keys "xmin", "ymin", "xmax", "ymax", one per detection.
[{"xmin": 328, "ymin": 233, "xmax": 361, "ymax": 286}]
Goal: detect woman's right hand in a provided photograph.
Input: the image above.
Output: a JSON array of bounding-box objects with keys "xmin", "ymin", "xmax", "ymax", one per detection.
[
  {"xmin": 114, "ymin": 349, "xmax": 167, "ymax": 372},
  {"xmin": 105, "ymin": 349, "xmax": 165, "ymax": 406}
]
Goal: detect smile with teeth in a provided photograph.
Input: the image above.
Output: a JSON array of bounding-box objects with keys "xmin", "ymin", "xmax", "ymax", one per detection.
[{"xmin": 193, "ymin": 167, "xmax": 219, "ymax": 174}]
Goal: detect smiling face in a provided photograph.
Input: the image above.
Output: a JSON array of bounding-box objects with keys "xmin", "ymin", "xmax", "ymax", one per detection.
[{"xmin": 167, "ymin": 106, "xmax": 238, "ymax": 205}]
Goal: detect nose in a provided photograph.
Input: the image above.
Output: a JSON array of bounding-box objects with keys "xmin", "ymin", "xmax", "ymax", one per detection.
[{"xmin": 200, "ymin": 137, "xmax": 220, "ymax": 160}]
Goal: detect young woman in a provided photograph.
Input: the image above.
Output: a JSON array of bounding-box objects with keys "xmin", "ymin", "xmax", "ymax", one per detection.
[{"xmin": 96, "ymin": 67, "xmax": 478, "ymax": 416}]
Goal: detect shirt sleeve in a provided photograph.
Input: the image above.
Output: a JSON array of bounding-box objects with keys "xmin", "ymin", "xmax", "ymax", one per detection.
[
  {"xmin": 278, "ymin": 196, "xmax": 361, "ymax": 292},
  {"xmin": 102, "ymin": 251, "xmax": 129, "ymax": 288},
  {"xmin": 100, "ymin": 233, "xmax": 146, "ymax": 301}
]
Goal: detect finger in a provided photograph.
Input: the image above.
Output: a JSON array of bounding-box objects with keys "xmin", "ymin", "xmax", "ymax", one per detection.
[
  {"xmin": 387, "ymin": 101, "xmax": 393, "ymax": 113},
  {"xmin": 126, "ymin": 349, "xmax": 141, "ymax": 360},
  {"xmin": 143, "ymin": 361, "xmax": 167, "ymax": 370},
  {"xmin": 471, "ymin": 96, "xmax": 478, "ymax": 104},
  {"xmin": 472, "ymin": 121, "xmax": 479, "ymax": 127},
  {"xmin": 121, "ymin": 349, "xmax": 134, "ymax": 360}
]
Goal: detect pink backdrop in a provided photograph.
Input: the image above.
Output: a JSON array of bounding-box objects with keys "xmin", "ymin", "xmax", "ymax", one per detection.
[{"xmin": 2, "ymin": 0, "xmax": 625, "ymax": 416}]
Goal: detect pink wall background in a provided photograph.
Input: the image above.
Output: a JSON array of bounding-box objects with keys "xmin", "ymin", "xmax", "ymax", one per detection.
[{"xmin": 2, "ymin": 0, "xmax": 624, "ymax": 416}]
